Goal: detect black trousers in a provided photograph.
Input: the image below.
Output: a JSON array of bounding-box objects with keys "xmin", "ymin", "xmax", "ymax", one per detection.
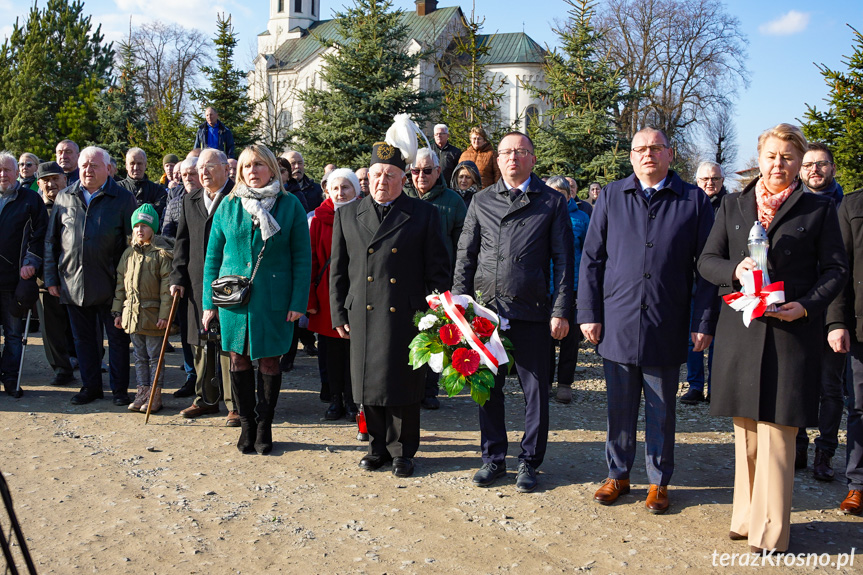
[
  {"xmin": 550, "ymin": 307, "xmax": 581, "ymax": 387},
  {"xmin": 479, "ymin": 319, "xmax": 551, "ymax": 468},
  {"xmin": 37, "ymin": 290, "xmax": 74, "ymax": 376},
  {"xmin": 364, "ymin": 403, "xmax": 421, "ymax": 459},
  {"xmin": 796, "ymin": 339, "xmax": 847, "ymax": 457},
  {"xmin": 324, "ymin": 335, "xmax": 353, "ymax": 404}
]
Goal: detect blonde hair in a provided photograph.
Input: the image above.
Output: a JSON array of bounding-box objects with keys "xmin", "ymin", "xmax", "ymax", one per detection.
[
  {"xmin": 233, "ymin": 145, "xmax": 284, "ymax": 194},
  {"xmin": 469, "ymin": 126, "xmax": 489, "ymax": 141},
  {"xmin": 757, "ymin": 123, "xmax": 808, "ymax": 159}
]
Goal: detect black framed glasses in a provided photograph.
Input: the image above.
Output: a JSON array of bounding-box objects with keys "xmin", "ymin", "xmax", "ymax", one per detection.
[
  {"xmin": 801, "ymin": 161, "xmax": 833, "ymax": 171},
  {"xmin": 410, "ymin": 167, "xmax": 436, "ymax": 176}
]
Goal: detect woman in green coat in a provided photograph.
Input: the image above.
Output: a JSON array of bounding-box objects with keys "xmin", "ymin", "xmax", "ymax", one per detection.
[{"xmin": 202, "ymin": 144, "xmax": 311, "ymax": 455}]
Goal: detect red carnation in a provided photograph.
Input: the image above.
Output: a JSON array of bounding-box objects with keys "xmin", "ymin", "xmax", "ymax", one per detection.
[
  {"xmin": 445, "ymin": 304, "xmax": 467, "ymax": 321},
  {"xmin": 471, "ymin": 316, "xmax": 495, "ymax": 338},
  {"xmin": 452, "ymin": 348, "xmax": 481, "ymax": 376},
  {"xmin": 439, "ymin": 323, "xmax": 462, "ymax": 346}
]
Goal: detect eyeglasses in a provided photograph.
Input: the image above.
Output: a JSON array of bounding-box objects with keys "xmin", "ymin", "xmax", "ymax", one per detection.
[
  {"xmin": 697, "ymin": 177, "xmax": 722, "ymax": 183},
  {"xmin": 801, "ymin": 161, "xmax": 833, "ymax": 171},
  {"xmin": 498, "ymin": 148, "xmax": 533, "ymax": 158},
  {"xmin": 199, "ymin": 163, "xmax": 227, "ymax": 172},
  {"xmin": 21, "ymin": 162, "xmax": 35, "ymax": 167},
  {"xmin": 410, "ymin": 167, "xmax": 436, "ymax": 176},
  {"xmin": 631, "ymin": 145, "xmax": 668, "ymax": 155}
]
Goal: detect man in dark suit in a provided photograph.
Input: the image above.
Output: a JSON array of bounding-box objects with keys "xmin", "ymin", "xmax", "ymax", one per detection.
[
  {"xmin": 330, "ymin": 139, "xmax": 451, "ymax": 479},
  {"xmin": 170, "ymin": 149, "xmax": 235, "ymax": 425},
  {"xmin": 453, "ymin": 131, "xmax": 574, "ymax": 493},
  {"xmin": 826, "ymin": 188, "xmax": 863, "ymax": 516},
  {"xmin": 579, "ymin": 127, "xmax": 718, "ymax": 514}
]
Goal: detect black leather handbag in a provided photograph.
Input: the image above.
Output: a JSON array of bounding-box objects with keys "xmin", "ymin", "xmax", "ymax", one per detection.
[{"xmin": 211, "ymin": 241, "xmax": 267, "ymax": 308}]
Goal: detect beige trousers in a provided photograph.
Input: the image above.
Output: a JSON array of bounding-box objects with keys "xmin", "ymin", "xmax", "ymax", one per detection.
[{"xmin": 730, "ymin": 417, "xmax": 796, "ymax": 552}]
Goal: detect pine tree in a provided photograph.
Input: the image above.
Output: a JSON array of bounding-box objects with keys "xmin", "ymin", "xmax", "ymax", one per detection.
[
  {"xmin": 190, "ymin": 13, "xmax": 259, "ymax": 150},
  {"xmin": 436, "ymin": 12, "xmax": 513, "ymax": 149},
  {"xmin": 802, "ymin": 25, "xmax": 863, "ymax": 191},
  {"xmin": 528, "ymin": 0, "xmax": 630, "ymax": 191},
  {"xmin": 130, "ymin": 83, "xmax": 195, "ymax": 180},
  {"xmin": 292, "ymin": 0, "xmax": 440, "ymax": 172},
  {"xmin": 97, "ymin": 36, "xmax": 148, "ymax": 161},
  {"xmin": 0, "ymin": 0, "xmax": 113, "ymax": 159},
  {"xmin": 56, "ymin": 76, "xmax": 105, "ymax": 147}
]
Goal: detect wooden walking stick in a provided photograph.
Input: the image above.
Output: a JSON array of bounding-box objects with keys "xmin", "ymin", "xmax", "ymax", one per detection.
[{"xmin": 145, "ymin": 291, "xmax": 181, "ymax": 424}]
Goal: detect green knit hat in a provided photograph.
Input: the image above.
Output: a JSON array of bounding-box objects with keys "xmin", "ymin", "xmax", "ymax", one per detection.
[{"xmin": 131, "ymin": 203, "xmax": 159, "ymax": 233}]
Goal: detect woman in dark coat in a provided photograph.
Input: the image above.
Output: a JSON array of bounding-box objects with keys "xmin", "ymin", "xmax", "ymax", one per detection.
[
  {"xmin": 450, "ymin": 160, "xmax": 481, "ymax": 208},
  {"xmin": 202, "ymin": 144, "xmax": 311, "ymax": 455},
  {"xmin": 698, "ymin": 123, "xmax": 848, "ymax": 553}
]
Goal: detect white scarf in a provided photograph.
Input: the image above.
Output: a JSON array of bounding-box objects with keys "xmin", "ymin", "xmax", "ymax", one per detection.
[{"xmin": 233, "ymin": 179, "xmax": 282, "ymax": 240}]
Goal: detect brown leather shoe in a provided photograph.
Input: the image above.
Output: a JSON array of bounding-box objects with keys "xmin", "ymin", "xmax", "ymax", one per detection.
[
  {"xmin": 840, "ymin": 490, "xmax": 862, "ymax": 515},
  {"xmin": 729, "ymin": 531, "xmax": 747, "ymax": 541},
  {"xmin": 180, "ymin": 404, "xmax": 220, "ymax": 419},
  {"xmin": 225, "ymin": 410, "xmax": 240, "ymax": 427},
  {"xmin": 645, "ymin": 484, "xmax": 669, "ymax": 514},
  {"xmin": 594, "ymin": 478, "xmax": 630, "ymax": 505}
]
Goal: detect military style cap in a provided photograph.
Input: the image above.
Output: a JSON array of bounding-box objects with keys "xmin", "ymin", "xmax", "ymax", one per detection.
[{"xmin": 370, "ymin": 141, "xmax": 406, "ymax": 171}]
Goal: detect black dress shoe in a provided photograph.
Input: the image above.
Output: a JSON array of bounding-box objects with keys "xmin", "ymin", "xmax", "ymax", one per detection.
[
  {"xmin": 515, "ymin": 461, "xmax": 538, "ymax": 492},
  {"xmin": 421, "ymin": 396, "xmax": 440, "ymax": 410},
  {"xmin": 473, "ymin": 462, "xmax": 506, "ymax": 487},
  {"xmin": 173, "ymin": 378, "xmax": 196, "ymax": 398},
  {"xmin": 359, "ymin": 453, "xmax": 392, "ymax": 471},
  {"xmin": 71, "ymin": 387, "xmax": 104, "ymax": 405},
  {"xmin": 392, "ymin": 457, "xmax": 414, "ymax": 478},
  {"xmin": 813, "ymin": 448, "xmax": 835, "ymax": 481},
  {"xmin": 50, "ymin": 373, "xmax": 76, "ymax": 386},
  {"xmin": 680, "ymin": 388, "xmax": 705, "ymax": 404},
  {"xmin": 112, "ymin": 393, "xmax": 132, "ymax": 406},
  {"xmin": 325, "ymin": 401, "xmax": 345, "ymax": 420},
  {"xmin": 345, "ymin": 403, "xmax": 359, "ymax": 421}
]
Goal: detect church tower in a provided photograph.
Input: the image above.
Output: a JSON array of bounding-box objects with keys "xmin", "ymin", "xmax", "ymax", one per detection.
[{"xmin": 260, "ymin": 0, "xmax": 320, "ymax": 53}]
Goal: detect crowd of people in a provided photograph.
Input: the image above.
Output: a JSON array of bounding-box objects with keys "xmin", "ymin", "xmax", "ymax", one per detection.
[{"xmin": 0, "ymin": 105, "xmax": 860, "ymax": 555}]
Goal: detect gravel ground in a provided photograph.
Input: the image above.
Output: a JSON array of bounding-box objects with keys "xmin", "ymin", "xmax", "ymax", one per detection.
[{"xmin": 0, "ymin": 334, "xmax": 860, "ymax": 574}]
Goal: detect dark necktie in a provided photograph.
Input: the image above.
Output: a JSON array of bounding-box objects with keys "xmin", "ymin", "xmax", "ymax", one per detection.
[
  {"xmin": 509, "ymin": 188, "xmax": 522, "ymax": 203},
  {"xmin": 644, "ymin": 187, "xmax": 656, "ymax": 200},
  {"xmin": 375, "ymin": 202, "xmax": 391, "ymax": 222}
]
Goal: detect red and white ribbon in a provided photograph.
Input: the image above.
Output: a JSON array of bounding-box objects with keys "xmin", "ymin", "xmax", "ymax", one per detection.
[
  {"xmin": 426, "ymin": 291, "xmax": 509, "ymax": 375},
  {"xmin": 722, "ymin": 269, "xmax": 785, "ymax": 327}
]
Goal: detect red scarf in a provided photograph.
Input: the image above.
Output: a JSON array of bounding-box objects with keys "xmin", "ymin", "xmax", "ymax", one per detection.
[{"xmin": 756, "ymin": 178, "xmax": 795, "ymax": 230}]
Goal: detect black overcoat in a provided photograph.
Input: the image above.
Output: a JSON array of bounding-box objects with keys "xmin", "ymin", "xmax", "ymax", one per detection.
[
  {"xmin": 698, "ymin": 179, "xmax": 848, "ymax": 427},
  {"xmin": 169, "ymin": 182, "xmax": 231, "ymax": 344},
  {"xmin": 330, "ymin": 193, "xmax": 451, "ymax": 406},
  {"xmin": 827, "ymin": 189, "xmax": 863, "ymax": 341}
]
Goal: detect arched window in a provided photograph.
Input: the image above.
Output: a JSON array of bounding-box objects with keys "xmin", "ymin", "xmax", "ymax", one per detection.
[
  {"xmin": 277, "ymin": 0, "xmax": 284, "ymax": 12},
  {"xmin": 278, "ymin": 109, "xmax": 292, "ymax": 140},
  {"xmin": 525, "ymin": 105, "xmax": 540, "ymax": 132},
  {"xmin": 311, "ymin": 0, "xmax": 316, "ymax": 16},
  {"xmin": 294, "ymin": 0, "xmax": 302, "ymax": 12}
]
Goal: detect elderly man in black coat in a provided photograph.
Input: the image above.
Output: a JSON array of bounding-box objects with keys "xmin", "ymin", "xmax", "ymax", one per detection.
[
  {"xmin": 119, "ymin": 148, "xmax": 168, "ymax": 228},
  {"xmin": 453, "ymin": 131, "xmax": 574, "ymax": 494},
  {"xmin": 0, "ymin": 152, "xmax": 48, "ymax": 396},
  {"xmin": 44, "ymin": 146, "xmax": 138, "ymax": 406},
  {"xmin": 170, "ymin": 149, "xmax": 235, "ymax": 424},
  {"xmin": 331, "ymin": 138, "xmax": 451, "ymax": 479}
]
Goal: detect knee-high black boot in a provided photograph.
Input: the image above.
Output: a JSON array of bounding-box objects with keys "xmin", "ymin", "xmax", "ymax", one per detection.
[
  {"xmin": 255, "ymin": 371, "xmax": 282, "ymax": 455},
  {"xmin": 231, "ymin": 369, "xmax": 257, "ymax": 453}
]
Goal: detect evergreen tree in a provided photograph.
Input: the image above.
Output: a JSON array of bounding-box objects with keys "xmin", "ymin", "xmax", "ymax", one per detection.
[
  {"xmin": 292, "ymin": 0, "xmax": 439, "ymax": 172},
  {"xmin": 130, "ymin": 84, "xmax": 195, "ymax": 180},
  {"xmin": 97, "ymin": 37, "xmax": 148, "ymax": 161},
  {"xmin": 802, "ymin": 25, "xmax": 863, "ymax": 191},
  {"xmin": 56, "ymin": 76, "xmax": 105, "ymax": 147},
  {"xmin": 528, "ymin": 0, "xmax": 630, "ymax": 190},
  {"xmin": 436, "ymin": 12, "xmax": 513, "ymax": 149},
  {"xmin": 0, "ymin": 0, "xmax": 113, "ymax": 159},
  {"xmin": 190, "ymin": 13, "xmax": 259, "ymax": 150}
]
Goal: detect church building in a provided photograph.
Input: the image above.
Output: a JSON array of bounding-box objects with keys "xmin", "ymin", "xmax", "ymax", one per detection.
[{"xmin": 251, "ymin": 0, "xmax": 548, "ymax": 145}]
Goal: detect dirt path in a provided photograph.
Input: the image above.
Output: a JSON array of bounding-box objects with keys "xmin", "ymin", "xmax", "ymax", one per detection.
[{"xmin": 1, "ymin": 335, "xmax": 860, "ymax": 574}]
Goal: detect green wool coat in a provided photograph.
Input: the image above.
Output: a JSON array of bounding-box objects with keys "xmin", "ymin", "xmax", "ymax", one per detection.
[{"xmin": 202, "ymin": 192, "xmax": 312, "ymax": 360}]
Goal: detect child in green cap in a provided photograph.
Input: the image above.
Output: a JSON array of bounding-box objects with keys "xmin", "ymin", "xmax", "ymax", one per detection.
[{"xmin": 112, "ymin": 203, "xmax": 174, "ymax": 413}]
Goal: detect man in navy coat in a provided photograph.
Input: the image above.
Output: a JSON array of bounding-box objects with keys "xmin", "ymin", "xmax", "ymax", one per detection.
[{"xmin": 578, "ymin": 127, "xmax": 718, "ymax": 514}]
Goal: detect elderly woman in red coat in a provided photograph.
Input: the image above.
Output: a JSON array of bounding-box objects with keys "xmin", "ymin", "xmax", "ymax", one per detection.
[{"xmin": 307, "ymin": 168, "xmax": 361, "ymax": 421}]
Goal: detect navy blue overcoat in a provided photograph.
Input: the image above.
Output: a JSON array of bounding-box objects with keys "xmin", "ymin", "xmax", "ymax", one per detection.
[{"xmin": 577, "ymin": 171, "xmax": 719, "ymax": 366}]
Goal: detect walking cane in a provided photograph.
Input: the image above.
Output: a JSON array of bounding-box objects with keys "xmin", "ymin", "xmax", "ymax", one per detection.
[
  {"xmin": 12, "ymin": 310, "xmax": 32, "ymax": 399},
  {"xmin": 145, "ymin": 291, "xmax": 181, "ymax": 424}
]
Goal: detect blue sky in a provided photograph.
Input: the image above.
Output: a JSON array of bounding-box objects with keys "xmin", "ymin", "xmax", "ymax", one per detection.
[{"xmin": 4, "ymin": 0, "xmax": 862, "ymax": 174}]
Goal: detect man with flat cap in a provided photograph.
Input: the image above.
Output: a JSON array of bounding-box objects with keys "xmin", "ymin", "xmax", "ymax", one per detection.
[{"xmin": 330, "ymin": 120, "xmax": 451, "ymax": 479}]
